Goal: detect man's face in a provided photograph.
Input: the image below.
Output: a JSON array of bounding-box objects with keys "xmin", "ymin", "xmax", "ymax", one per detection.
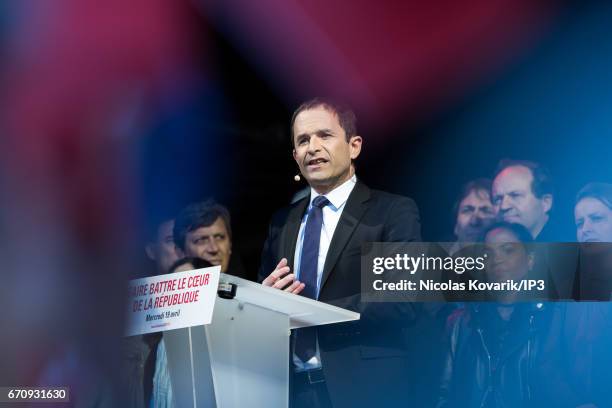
[
  {"xmin": 575, "ymin": 197, "xmax": 612, "ymax": 243},
  {"xmin": 146, "ymin": 219, "xmax": 179, "ymax": 275},
  {"xmin": 183, "ymin": 217, "xmax": 232, "ymax": 273},
  {"xmin": 292, "ymin": 107, "xmax": 362, "ymax": 193},
  {"xmin": 454, "ymin": 189, "xmax": 496, "ymax": 242},
  {"xmin": 492, "ymin": 165, "xmax": 551, "ymax": 236}
]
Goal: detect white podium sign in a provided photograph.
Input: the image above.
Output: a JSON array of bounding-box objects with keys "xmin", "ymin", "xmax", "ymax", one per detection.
[{"xmin": 124, "ymin": 266, "xmax": 221, "ymax": 336}]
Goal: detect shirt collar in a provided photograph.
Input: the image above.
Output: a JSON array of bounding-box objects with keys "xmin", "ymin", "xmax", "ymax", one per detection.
[{"xmin": 309, "ymin": 175, "xmax": 357, "ymax": 210}]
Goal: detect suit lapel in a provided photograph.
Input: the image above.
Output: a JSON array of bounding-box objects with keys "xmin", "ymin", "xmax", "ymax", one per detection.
[
  {"xmin": 283, "ymin": 196, "xmax": 309, "ymax": 269},
  {"xmin": 319, "ymin": 182, "xmax": 371, "ymax": 292}
]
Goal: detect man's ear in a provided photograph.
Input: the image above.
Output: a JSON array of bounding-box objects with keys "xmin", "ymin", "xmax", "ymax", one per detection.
[
  {"xmin": 541, "ymin": 194, "xmax": 553, "ymax": 214},
  {"xmin": 349, "ymin": 135, "xmax": 362, "ymax": 160},
  {"xmin": 145, "ymin": 244, "xmax": 156, "ymax": 261}
]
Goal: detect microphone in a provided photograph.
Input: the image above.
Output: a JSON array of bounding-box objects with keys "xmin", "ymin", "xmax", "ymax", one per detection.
[{"xmin": 294, "ymin": 174, "xmax": 301, "ymax": 182}]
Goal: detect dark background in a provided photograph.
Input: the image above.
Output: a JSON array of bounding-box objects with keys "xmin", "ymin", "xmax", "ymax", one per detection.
[{"xmin": 141, "ymin": 0, "xmax": 612, "ymax": 281}]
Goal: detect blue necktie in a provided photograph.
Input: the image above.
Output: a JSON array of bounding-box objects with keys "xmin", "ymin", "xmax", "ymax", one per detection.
[
  {"xmin": 295, "ymin": 195, "xmax": 329, "ymax": 364},
  {"xmin": 299, "ymin": 195, "xmax": 330, "ymax": 299}
]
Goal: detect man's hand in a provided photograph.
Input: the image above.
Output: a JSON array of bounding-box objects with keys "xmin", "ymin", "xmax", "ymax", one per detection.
[{"xmin": 262, "ymin": 258, "xmax": 305, "ymax": 294}]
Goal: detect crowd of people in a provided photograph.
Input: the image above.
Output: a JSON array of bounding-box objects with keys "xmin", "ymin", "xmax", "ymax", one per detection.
[{"xmin": 130, "ymin": 98, "xmax": 612, "ymax": 408}]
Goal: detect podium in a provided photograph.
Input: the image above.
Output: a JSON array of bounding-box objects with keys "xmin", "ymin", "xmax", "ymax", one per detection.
[{"xmin": 163, "ymin": 273, "xmax": 360, "ymax": 408}]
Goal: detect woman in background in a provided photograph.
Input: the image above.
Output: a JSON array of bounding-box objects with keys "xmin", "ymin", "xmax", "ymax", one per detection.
[
  {"xmin": 437, "ymin": 222, "xmax": 563, "ymax": 408},
  {"xmin": 560, "ymin": 182, "xmax": 612, "ymax": 408},
  {"xmin": 574, "ymin": 182, "xmax": 612, "ymax": 300}
]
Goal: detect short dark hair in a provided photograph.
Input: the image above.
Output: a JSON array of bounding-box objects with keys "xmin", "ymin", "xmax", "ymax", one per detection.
[
  {"xmin": 145, "ymin": 217, "xmax": 174, "ymax": 244},
  {"xmin": 482, "ymin": 221, "xmax": 534, "ymax": 243},
  {"xmin": 452, "ymin": 178, "xmax": 492, "ymax": 221},
  {"xmin": 576, "ymin": 182, "xmax": 612, "ymax": 209},
  {"xmin": 173, "ymin": 200, "xmax": 232, "ymax": 250},
  {"xmin": 494, "ymin": 159, "xmax": 553, "ymax": 198},
  {"xmin": 145, "ymin": 203, "xmax": 181, "ymax": 244},
  {"xmin": 169, "ymin": 257, "xmax": 213, "ymax": 273},
  {"xmin": 290, "ymin": 97, "xmax": 357, "ymax": 144}
]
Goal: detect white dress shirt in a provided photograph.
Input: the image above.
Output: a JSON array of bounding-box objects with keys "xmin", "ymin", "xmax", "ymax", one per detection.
[{"xmin": 292, "ymin": 174, "xmax": 357, "ymax": 370}]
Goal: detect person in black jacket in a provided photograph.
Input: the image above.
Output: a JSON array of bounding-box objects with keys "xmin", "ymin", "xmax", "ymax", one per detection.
[{"xmin": 437, "ymin": 222, "xmax": 561, "ymax": 408}]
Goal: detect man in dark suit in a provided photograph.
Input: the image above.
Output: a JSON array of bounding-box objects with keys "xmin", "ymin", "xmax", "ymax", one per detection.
[
  {"xmin": 491, "ymin": 159, "xmax": 577, "ymax": 299},
  {"xmin": 491, "ymin": 159, "xmax": 554, "ymax": 242},
  {"xmin": 259, "ymin": 98, "xmax": 422, "ymax": 407}
]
